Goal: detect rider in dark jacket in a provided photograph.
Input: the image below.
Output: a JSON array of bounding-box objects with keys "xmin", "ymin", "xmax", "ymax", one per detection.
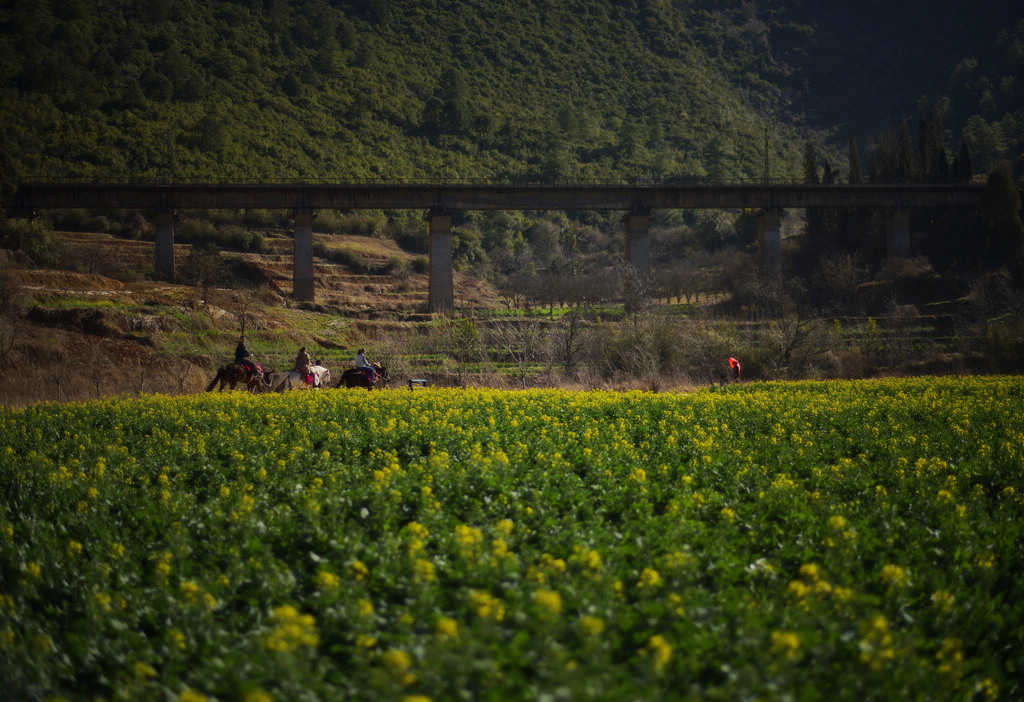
[{"xmin": 235, "ymin": 336, "xmax": 258, "ymax": 375}]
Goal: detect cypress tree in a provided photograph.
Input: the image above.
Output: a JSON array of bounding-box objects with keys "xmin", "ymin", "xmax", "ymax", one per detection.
[
  {"xmin": 918, "ymin": 108, "xmax": 947, "ymax": 182},
  {"xmin": 919, "ymin": 116, "xmax": 933, "ymax": 180},
  {"xmin": 848, "ymin": 136, "xmax": 862, "ymax": 184},
  {"xmin": 866, "ymin": 138, "xmax": 881, "ymax": 183},
  {"xmin": 952, "ymin": 138, "xmax": 974, "ymax": 182},
  {"xmin": 875, "ymin": 127, "xmax": 901, "ymax": 183},
  {"xmin": 897, "ymin": 120, "xmax": 915, "ymax": 182},
  {"xmin": 937, "ymin": 146, "xmax": 951, "ymax": 182},
  {"xmin": 820, "ymin": 159, "xmax": 841, "ymax": 241},
  {"xmin": 803, "ymin": 142, "xmax": 822, "ymax": 241},
  {"xmin": 803, "ymin": 142, "xmax": 820, "ymax": 184}
]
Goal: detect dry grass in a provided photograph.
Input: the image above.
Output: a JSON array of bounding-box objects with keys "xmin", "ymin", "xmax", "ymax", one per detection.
[{"xmin": 0, "ymin": 230, "xmax": 511, "ymax": 406}]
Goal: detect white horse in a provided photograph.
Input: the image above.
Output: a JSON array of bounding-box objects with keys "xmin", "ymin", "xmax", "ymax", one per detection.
[{"xmin": 271, "ymin": 364, "xmax": 331, "ymax": 392}]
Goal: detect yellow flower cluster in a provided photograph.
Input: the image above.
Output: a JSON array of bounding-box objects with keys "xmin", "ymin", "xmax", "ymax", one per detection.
[
  {"xmin": 770, "ymin": 631, "xmax": 801, "ymax": 660},
  {"xmin": 434, "ymin": 617, "xmax": 459, "ymax": 639},
  {"xmin": 381, "ymin": 648, "xmax": 416, "ymax": 685},
  {"xmin": 315, "ymin": 571, "xmax": 341, "ymax": 590},
  {"xmin": 533, "ymin": 588, "xmax": 562, "ymax": 615},
  {"xmin": 264, "ymin": 605, "xmax": 319, "ymax": 653},
  {"xmin": 642, "ymin": 634, "xmax": 673, "ymax": 672},
  {"xmin": 467, "ymin": 589, "xmax": 505, "ymax": 621},
  {"xmin": 880, "ymin": 564, "xmax": 908, "ymax": 589},
  {"xmin": 859, "ymin": 615, "xmax": 896, "ymax": 670}
]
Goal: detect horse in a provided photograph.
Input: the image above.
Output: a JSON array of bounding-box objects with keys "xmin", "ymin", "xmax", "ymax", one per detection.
[
  {"xmin": 205, "ymin": 362, "xmax": 269, "ymax": 393},
  {"xmin": 311, "ymin": 364, "xmax": 330, "ymax": 388},
  {"xmin": 337, "ymin": 364, "xmax": 389, "ymax": 390},
  {"xmin": 270, "ymin": 364, "xmax": 331, "ymax": 392}
]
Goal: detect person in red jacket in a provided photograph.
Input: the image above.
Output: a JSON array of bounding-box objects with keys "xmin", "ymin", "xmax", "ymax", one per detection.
[{"xmin": 728, "ymin": 357, "xmax": 742, "ymax": 382}]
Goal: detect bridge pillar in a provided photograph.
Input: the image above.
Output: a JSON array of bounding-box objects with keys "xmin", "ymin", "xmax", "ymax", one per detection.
[
  {"xmin": 623, "ymin": 210, "xmax": 650, "ymax": 276},
  {"xmin": 757, "ymin": 207, "xmax": 782, "ymax": 272},
  {"xmin": 292, "ymin": 208, "xmax": 315, "ymax": 302},
  {"xmin": 154, "ymin": 209, "xmax": 175, "ymax": 281},
  {"xmin": 427, "ymin": 208, "xmax": 454, "ymax": 313},
  {"xmin": 887, "ymin": 209, "xmax": 910, "ymax": 257}
]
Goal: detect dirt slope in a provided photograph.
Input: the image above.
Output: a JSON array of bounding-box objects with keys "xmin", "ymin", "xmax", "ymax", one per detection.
[{"xmin": 0, "ymin": 231, "xmax": 501, "ymax": 406}]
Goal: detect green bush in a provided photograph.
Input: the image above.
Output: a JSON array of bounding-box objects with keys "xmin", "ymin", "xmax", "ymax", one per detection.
[
  {"xmin": 175, "ymin": 218, "xmax": 217, "ymax": 245},
  {"xmin": 0, "ymin": 219, "xmax": 63, "ymax": 267},
  {"xmin": 217, "ymin": 224, "xmax": 267, "ymax": 253},
  {"xmin": 384, "ymin": 255, "xmax": 408, "ymax": 276},
  {"xmin": 410, "ymin": 256, "xmax": 429, "ymax": 274},
  {"xmin": 329, "ymin": 247, "xmax": 369, "ymax": 270},
  {"xmin": 48, "ymin": 209, "xmax": 113, "ymax": 234}
]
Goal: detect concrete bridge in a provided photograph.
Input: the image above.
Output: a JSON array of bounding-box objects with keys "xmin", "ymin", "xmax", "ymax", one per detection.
[{"xmin": 6, "ymin": 181, "xmax": 985, "ymax": 311}]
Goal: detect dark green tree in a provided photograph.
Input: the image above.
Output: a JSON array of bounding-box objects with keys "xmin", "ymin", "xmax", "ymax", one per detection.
[
  {"xmin": 819, "ymin": 159, "xmax": 840, "ymax": 241},
  {"xmin": 951, "ymin": 138, "xmax": 975, "ymax": 182},
  {"xmin": 847, "ymin": 136, "xmax": 862, "ymax": 184},
  {"xmin": 979, "ymin": 162, "xmax": 1024, "ymax": 281},
  {"xmin": 936, "ymin": 146, "xmax": 951, "ymax": 181},
  {"xmin": 918, "ymin": 108, "xmax": 947, "ymax": 181},
  {"xmin": 425, "ymin": 68, "xmax": 473, "ymax": 140},
  {"xmin": 802, "ymin": 142, "xmax": 820, "ymax": 184},
  {"xmin": 803, "ymin": 142, "xmax": 825, "ymax": 242},
  {"xmin": 897, "ymin": 120, "xmax": 916, "ymax": 182}
]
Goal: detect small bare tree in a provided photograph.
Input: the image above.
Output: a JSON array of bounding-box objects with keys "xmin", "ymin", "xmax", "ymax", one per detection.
[
  {"xmin": 181, "ymin": 243, "xmax": 228, "ymax": 305},
  {"xmin": 496, "ymin": 273, "xmax": 532, "ymax": 311},
  {"xmin": 0, "ymin": 264, "xmax": 20, "ymax": 360},
  {"xmin": 0, "ymin": 315, "xmax": 14, "ymax": 361},
  {"xmin": 487, "ymin": 318, "xmax": 545, "ymax": 389},
  {"xmin": 620, "ymin": 263, "xmax": 653, "ymax": 318},
  {"xmin": 372, "ymin": 325, "xmax": 413, "ymax": 382},
  {"xmin": 233, "ymin": 286, "xmax": 267, "ymax": 335},
  {"xmin": 764, "ymin": 314, "xmax": 827, "ymax": 379},
  {"xmin": 76, "ymin": 240, "xmax": 114, "ymax": 275},
  {"xmin": 549, "ymin": 305, "xmax": 589, "ymax": 378},
  {"xmin": 440, "ymin": 316, "xmax": 487, "ymax": 387},
  {"xmin": 176, "ymin": 358, "xmax": 196, "ymax": 394}
]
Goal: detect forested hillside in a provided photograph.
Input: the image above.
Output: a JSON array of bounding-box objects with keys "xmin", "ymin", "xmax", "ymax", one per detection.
[
  {"xmin": 2, "ymin": 0, "xmax": 1019, "ymax": 186},
  {"xmin": 777, "ymin": 0, "xmax": 1023, "ymax": 163},
  {"xmin": 0, "ymin": 0, "xmax": 800, "ymax": 182}
]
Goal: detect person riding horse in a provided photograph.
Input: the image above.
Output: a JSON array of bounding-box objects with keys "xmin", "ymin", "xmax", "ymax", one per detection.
[
  {"xmin": 206, "ymin": 335, "xmax": 266, "ymax": 393},
  {"xmin": 235, "ymin": 335, "xmax": 262, "ymax": 379},
  {"xmin": 355, "ymin": 348, "xmax": 378, "ymax": 383},
  {"xmin": 294, "ymin": 346, "xmax": 313, "ymax": 385}
]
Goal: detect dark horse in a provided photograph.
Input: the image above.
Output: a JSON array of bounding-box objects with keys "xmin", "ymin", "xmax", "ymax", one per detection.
[
  {"xmin": 337, "ymin": 364, "xmax": 389, "ymax": 390},
  {"xmin": 205, "ymin": 363, "xmax": 272, "ymax": 393}
]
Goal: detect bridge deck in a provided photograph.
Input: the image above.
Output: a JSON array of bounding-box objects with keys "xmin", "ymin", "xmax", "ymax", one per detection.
[{"xmin": 7, "ymin": 182, "xmax": 985, "ymax": 212}]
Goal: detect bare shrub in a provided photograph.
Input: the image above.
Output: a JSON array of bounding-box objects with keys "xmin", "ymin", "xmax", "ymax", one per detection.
[
  {"xmin": 486, "ymin": 317, "xmax": 546, "ymax": 389},
  {"xmin": 810, "ymin": 252, "xmax": 867, "ymax": 314},
  {"xmin": 657, "ymin": 259, "xmax": 709, "ymax": 304},
  {"xmin": 965, "ymin": 270, "xmax": 1024, "ymax": 371},
  {"xmin": 762, "ymin": 315, "xmax": 829, "ymax": 379},
  {"xmin": 371, "ymin": 326, "xmax": 415, "ymax": 382},
  {"xmin": 675, "ymin": 315, "xmax": 742, "ymax": 383},
  {"xmin": 547, "ymin": 306, "xmax": 591, "ymax": 377},
  {"xmin": 831, "ymin": 348, "xmax": 870, "ymax": 379},
  {"xmin": 967, "ymin": 269, "xmax": 1024, "ymax": 320},
  {"xmin": 128, "ymin": 213, "xmax": 152, "ymax": 240}
]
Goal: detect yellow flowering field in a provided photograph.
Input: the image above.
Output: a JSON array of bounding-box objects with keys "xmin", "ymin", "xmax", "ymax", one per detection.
[{"xmin": 1, "ymin": 377, "xmax": 1022, "ymax": 700}]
